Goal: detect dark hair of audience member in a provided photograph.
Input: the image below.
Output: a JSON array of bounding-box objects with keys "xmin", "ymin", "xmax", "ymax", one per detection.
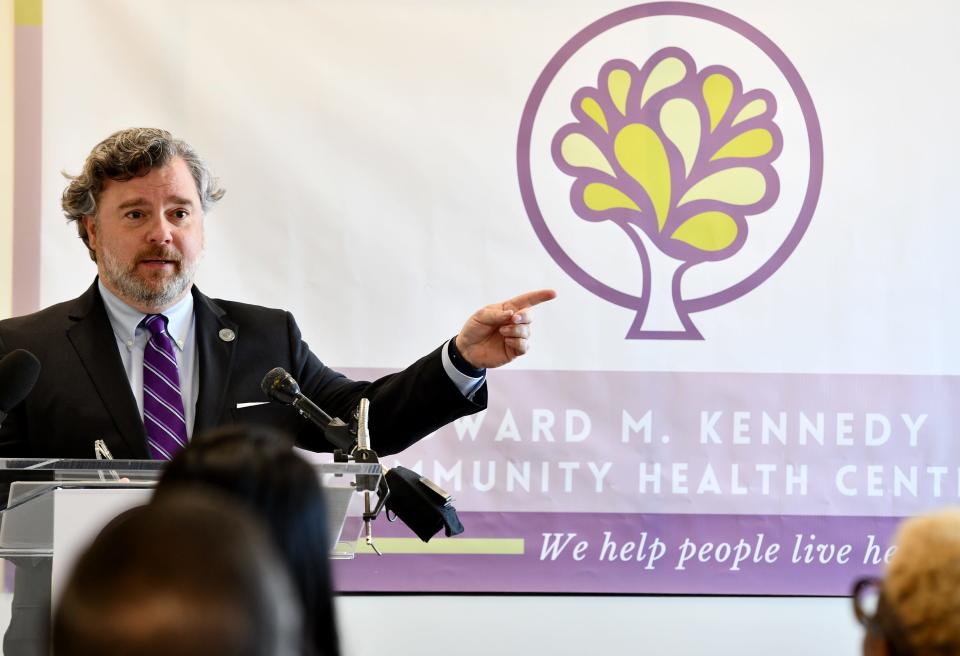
[
  {"xmin": 155, "ymin": 424, "xmax": 339, "ymax": 656},
  {"xmin": 51, "ymin": 490, "xmax": 301, "ymax": 656}
]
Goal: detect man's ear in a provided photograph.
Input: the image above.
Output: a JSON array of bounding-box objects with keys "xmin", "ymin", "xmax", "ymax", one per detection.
[{"xmin": 82, "ymin": 215, "xmax": 98, "ymax": 251}]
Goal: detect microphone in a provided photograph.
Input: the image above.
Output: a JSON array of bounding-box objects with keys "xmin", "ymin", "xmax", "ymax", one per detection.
[
  {"xmin": 260, "ymin": 368, "xmax": 354, "ymax": 451},
  {"xmin": 0, "ymin": 350, "xmax": 41, "ymax": 427}
]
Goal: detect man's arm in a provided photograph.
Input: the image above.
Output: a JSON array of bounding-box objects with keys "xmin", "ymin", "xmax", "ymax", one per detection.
[
  {"xmin": 283, "ymin": 289, "xmax": 555, "ymax": 455},
  {"xmin": 280, "ymin": 313, "xmax": 482, "ymax": 456}
]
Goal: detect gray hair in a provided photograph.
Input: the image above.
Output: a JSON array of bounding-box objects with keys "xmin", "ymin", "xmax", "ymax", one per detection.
[{"xmin": 62, "ymin": 128, "xmax": 226, "ymax": 261}]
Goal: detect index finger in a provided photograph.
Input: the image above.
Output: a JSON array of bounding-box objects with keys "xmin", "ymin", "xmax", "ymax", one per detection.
[{"xmin": 503, "ymin": 289, "xmax": 557, "ymax": 312}]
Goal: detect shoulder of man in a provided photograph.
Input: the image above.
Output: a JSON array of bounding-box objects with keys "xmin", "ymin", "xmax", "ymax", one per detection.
[
  {"xmin": 195, "ymin": 291, "xmax": 291, "ymax": 322},
  {"xmin": 192, "ymin": 290, "xmax": 304, "ymax": 343},
  {"xmin": 0, "ymin": 286, "xmax": 96, "ymax": 346}
]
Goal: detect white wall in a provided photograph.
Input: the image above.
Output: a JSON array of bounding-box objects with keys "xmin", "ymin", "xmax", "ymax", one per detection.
[
  {"xmin": 0, "ymin": 588, "xmax": 861, "ymax": 655},
  {"xmin": 337, "ymin": 596, "xmax": 861, "ymax": 656}
]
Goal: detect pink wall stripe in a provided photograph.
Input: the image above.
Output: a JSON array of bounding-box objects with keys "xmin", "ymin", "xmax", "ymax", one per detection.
[{"xmin": 13, "ymin": 23, "xmax": 42, "ymax": 315}]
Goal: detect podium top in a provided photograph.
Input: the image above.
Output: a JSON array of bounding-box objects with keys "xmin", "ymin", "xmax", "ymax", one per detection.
[
  {"xmin": 0, "ymin": 458, "xmax": 381, "ymax": 516},
  {"xmin": 0, "ymin": 458, "xmax": 380, "ymax": 511},
  {"xmin": 0, "ymin": 459, "xmax": 382, "ymax": 558},
  {"xmin": 0, "ymin": 458, "xmax": 380, "ymax": 477}
]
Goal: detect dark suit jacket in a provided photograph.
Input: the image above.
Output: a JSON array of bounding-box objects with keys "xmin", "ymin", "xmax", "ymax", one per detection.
[{"xmin": 0, "ymin": 281, "xmax": 485, "ymax": 458}]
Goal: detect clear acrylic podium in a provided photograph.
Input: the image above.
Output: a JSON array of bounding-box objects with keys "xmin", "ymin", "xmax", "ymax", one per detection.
[{"xmin": 0, "ymin": 458, "xmax": 381, "ymax": 655}]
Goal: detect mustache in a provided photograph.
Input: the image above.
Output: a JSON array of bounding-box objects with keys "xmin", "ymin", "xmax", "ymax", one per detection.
[{"xmin": 137, "ymin": 247, "xmax": 182, "ymax": 263}]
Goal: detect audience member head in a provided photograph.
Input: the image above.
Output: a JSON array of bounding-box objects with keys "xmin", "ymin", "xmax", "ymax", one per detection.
[
  {"xmin": 854, "ymin": 507, "xmax": 960, "ymax": 656},
  {"xmin": 52, "ymin": 490, "xmax": 301, "ymax": 656},
  {"xmin": 156, "ymin": 424, "xmax": 338, "ymax": 656}
]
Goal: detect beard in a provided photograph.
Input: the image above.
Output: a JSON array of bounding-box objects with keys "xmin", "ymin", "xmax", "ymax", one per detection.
[{"xmin": 98, "ymin": 245, "xmax": 201, "ymax": 311}]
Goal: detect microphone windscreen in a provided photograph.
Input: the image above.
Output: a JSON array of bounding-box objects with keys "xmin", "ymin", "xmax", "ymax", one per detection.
[
  {"xmin": 260, "ymin": 367, "xmax": 300, "ymax": 404},
  {"xmin": 0, "ymin": 349, "xmax": 41, "ymax": 412}
]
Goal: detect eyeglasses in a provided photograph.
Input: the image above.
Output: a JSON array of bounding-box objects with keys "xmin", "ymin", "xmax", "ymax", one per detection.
[
  {"xmin": 851, "ymin": 576, "xmax": 913, "ymax": 656},
  {"xmin": 852, "ymin": 576, "xmax": 883, "ymax": 627}
]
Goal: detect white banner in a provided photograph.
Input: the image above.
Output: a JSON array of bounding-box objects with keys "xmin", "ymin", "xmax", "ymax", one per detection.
[{"xmin": 33, "ymin": 0, "xmax": 960, "ymax": 594}]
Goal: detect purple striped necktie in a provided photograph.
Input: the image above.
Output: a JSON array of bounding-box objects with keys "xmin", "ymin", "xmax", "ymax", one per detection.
[{"xmin": 142, "ymin": 314, "xmax": 188, "ymax": 460}]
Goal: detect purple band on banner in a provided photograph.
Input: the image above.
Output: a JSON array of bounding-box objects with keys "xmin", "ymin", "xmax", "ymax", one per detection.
[
  {"xmin": 333, "ymin": 512, "xmax": 899, "ymax": 595},
  {"xmin": 344, "ymin": 368, "xmax": 960, "ymax": 517},
  {"xmin": 335, "ymin": 367, "xmax": 955, "ymax": 594}
]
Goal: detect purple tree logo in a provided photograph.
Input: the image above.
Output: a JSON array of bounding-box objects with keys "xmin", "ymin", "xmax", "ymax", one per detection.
[{"xmin": 552, "ymin": 48, "xmax": 783, "ymax": 338}]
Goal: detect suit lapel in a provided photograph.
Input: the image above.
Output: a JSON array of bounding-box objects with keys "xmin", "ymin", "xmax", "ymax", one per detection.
[
  {"xmin": 192, "ymin": 288, "xmax": 238, "ymax": 434},
  {"xmin": 66, "ymin": 282, "xmax": 149, "ymax": 458}
]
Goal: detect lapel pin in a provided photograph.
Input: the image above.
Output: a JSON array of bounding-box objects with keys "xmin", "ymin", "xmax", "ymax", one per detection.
[{"xmin": 219, "ymin": 328, "xmax": 236, "ymax": 342}]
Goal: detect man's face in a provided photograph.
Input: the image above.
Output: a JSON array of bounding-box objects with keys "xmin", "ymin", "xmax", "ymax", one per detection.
[{"xmin": 83, "ymin": 156, "xmax": 205, "ymax": 313}]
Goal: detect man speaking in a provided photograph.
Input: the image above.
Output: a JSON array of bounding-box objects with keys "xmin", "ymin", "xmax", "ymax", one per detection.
[{"xmin": 0, "ymin": 128, "xmax": 555, "ymax": 459}]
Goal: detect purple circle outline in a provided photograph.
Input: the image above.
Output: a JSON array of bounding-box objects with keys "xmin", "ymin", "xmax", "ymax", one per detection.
[{"xmin": 517, "ymin": 2, "xmax": 824, "ymax": 313}]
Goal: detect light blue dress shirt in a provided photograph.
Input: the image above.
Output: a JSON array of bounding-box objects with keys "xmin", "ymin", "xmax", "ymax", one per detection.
[{"xmin": 99, "ymin": 281, "xmax": 200, "ymax": 437}]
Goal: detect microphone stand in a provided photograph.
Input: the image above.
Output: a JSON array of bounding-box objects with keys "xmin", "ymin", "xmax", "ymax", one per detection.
[
  {"xmin": 301, "ymin": 397, "xmax": 460, "ymax": 547},
  {"xmin": 261, "ymin": 367, "xmax": 461, "ymax": 548},
  {"xmin": 304, "ymin": 397, "xmax": 388, "ymax": 557},
  {"xmin": 347, "ymin": 398, "xmax": 387, "ymax": 556}
]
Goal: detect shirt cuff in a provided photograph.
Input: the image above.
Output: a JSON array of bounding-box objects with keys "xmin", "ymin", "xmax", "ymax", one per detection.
[{"xmin": 441, "ymin": 338, "xmax": 486, "ymax": 401}]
